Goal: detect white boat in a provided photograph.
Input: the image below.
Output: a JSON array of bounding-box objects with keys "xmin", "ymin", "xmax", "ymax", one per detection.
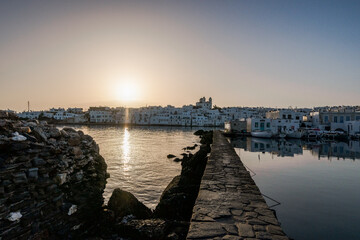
[
  {"xmin": 286, "ymin": 129, "xmax": 303, "ymax": 139},
  {"xmin": 277, "ymin": 133, "xmax": 286, "ymax": 138},
  {"xmin": 251, "ymin": 131, "xmax": 273, "ymax": 138}
]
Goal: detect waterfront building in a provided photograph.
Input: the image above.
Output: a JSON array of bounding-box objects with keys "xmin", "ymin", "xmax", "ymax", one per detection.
[
  {"xmin": 17, "ymin": 111, "xmax": 42, "ymax": 119},
  {"xmin": 89, "ymin": 107, "xmax": 115, "ymax": 123},
  {"xmin": 266, "ymin": 109, "xmax": 305, "ymax": 121},
  {"xmin": 224, "ymin": 119, "xmax": 247, "ymax": 133},
  {"xmin": 246, "ymin": 118, "xmax": 272, "ymax": 132},
  {"xmin": 319, "ymin": 109, "xmax": 360, "ymax": 131}
]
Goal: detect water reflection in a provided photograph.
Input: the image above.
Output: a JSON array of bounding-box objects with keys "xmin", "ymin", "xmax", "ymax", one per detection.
[
  {"xmin": 58, "ymin": 125, "xmax": 207, "ymax": 209},
  {"xmin": 122, "ymin": 127, "xmax": 132, "ymax": 172},
  {"xmin": 229, "ymin": 137, "xmax": 360, "ymax": 240},
  {"xmin": 230, "ymin": 137, "xmax": 360, "ymax": 160}
]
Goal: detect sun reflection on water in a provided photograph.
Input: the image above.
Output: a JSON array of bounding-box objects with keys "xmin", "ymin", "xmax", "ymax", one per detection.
[{"xmin": 122, "ymin": 127, "xmax": 132, "ymax": 172}]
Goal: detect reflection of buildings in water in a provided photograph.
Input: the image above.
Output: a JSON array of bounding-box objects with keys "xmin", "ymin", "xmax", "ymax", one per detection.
[
  {"xmin": 231, "ymin": 137, "xmax": 303, "ymax": 157},
  {"xmin": 317, "ymin": 141, "xmax": 360, "ymax": 160},
  {"xmin": 231, "ymin": 137, "xmax": 360, "ymax": 160}
]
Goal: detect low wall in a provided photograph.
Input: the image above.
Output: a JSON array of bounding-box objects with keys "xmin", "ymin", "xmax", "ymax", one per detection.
[{"xmin": 187, "ymin": 131, "xmax": 289, "ymax": 240}]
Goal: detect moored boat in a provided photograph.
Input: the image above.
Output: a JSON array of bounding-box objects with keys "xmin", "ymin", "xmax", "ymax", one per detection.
[
  {"xmin": 251, "ymin": 131, "xmax": 273, "ymax": 138},
  {"xmin": 286, "ymin": 129, "xmax": 303, "ymax": 139}
]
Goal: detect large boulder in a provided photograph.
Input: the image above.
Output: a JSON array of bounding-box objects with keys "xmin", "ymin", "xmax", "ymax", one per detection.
[{"xmin": 108, "ymin": 188, "xmax": 152, "ymax": 219}]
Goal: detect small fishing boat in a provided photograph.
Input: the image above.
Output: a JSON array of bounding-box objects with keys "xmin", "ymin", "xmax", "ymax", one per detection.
[
  {"xmin": 251, "ymin": 131, "xmax": 273, "ymax": 138},
  {"xmin": 286, "ymin": 129, "xmax": 303, "ymax": 139}
]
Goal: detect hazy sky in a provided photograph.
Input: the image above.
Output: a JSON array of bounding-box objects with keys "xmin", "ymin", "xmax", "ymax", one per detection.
[{"xmin": 1, "ymin": 0, "xmax": 359, "ymax": 111}]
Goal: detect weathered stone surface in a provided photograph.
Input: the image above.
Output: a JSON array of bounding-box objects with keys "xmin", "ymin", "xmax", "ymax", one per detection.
[
  {"xmin": 236, "ymin": 223, "xmax": 255, "ymax": 237},
  {"xmin": 187, "ymin": 222, "xmax": 227, "ymax": 239},
  {"xmin": 0, "ymin": 119, "xmax": 109, "ymax": 239},
  {"xmin": 186, "ymin": 131, "xmax": 288, "ymax": 240}
]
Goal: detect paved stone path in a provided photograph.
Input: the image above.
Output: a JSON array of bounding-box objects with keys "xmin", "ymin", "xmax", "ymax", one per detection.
[{"xmin": 187, "ymin": 131, "xmax": 289, "ymax": 240}]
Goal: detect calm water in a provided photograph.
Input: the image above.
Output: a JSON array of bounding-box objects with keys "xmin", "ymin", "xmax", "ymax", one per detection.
[
  {"xmin": 62, "ymin": 125, "xmax": 203, "ymax": 209},
  {"xmin": 230, "ymin": 137, "xmax": 360, "ymax": 240}
]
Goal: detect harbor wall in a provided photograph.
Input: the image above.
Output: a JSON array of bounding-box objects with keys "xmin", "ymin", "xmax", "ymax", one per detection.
[{"xmin": 187, "ymin": 131, "xmax": 289, "ymax": 240}]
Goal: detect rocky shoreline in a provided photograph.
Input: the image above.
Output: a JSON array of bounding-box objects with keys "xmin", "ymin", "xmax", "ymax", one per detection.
[
  {"xmin": 95, "ymin": 130, "xmax": 213, "ymax": 240},
  {"xmin": 0, "ymin": 113, "xmax": 213, "ymax": 240}
]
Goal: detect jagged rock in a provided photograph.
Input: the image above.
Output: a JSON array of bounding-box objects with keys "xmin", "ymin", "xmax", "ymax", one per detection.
[
  {"xmin": 56, "ymin": 173, "xmax": 67, "ymax": 185},
  {"xmin": 194, "ymin": 130, "xmax": 205, "ymax": 136},
  {"xmin": 32, "ymin": 127, "xmax": 47, "ymax": 142},
  {"xmin": 68, "ymin": 133, "xmax": 81, "ymax": 146},
  {"xmin": 49, "ymin": 128, "xmax": 61, "ymax": 138},
  {"xmin": 154, "ymin": 131, "xmax": 212, "ymax": 221},
  {"xmin": 108, "ymin": 188, "xmax": 152, "ymax": 219},
  {"xmin": 167, "ymin": 154, "xmax": 176, "ymax": 159},
  {"xmin": 7, "ymin": 211, "xmax": 22, "ymax": 222},
  {"xmin": 60, "ymin": 129, "xmax": 69, "ymax": 138}
]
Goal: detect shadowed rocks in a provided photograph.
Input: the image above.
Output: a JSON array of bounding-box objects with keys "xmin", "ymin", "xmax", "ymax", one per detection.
[{"xmin": 108, "ymin": 188, "xmax": 152, "ymax": 219}]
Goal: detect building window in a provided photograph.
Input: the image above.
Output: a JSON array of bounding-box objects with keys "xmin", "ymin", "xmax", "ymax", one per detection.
[
  {"xmin": 255, "ymin": 122, "xmax": 259, "ymax": 128},
  {"xmin": 296, "ymin": 116, "xmax": 300, "ymax": 120},
  {"xmin": 334, "ymin": 116, "xmax": 338, "ymax": 123},
  {"xmin": 282, "ymin": 114, "xmax": 286, "ymax": 119},
  {"xmin": 266, "ymin": 123, "xmax": 270, "ymax": 128},
  {"xmin": 324, "ymin": 116, "xmax": 329, "ymax": 123},
  {"xmin": 288, "ymin": 114, "xmax": 292, "ymax": 119},
  {"xmin": 356, "ymin": 116, "xmax": 360, "ymax": 121},
  {"xmin": 346, "ymin": 116, "xmax": 350, "ymax": 121},
  {"xmin": 340, "ymin": 116, "xmax": 344, "ymax": 123}
]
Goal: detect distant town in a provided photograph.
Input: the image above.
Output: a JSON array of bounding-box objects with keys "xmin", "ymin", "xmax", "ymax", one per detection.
[{"xmin": 2, "ymin": 97, "xmax": 360, "ymax": 138}]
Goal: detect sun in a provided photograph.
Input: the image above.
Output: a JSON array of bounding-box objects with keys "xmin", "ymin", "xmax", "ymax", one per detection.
[{"xmin": 115, "ymin": 82, "xmax": 139, "ymax": 103}]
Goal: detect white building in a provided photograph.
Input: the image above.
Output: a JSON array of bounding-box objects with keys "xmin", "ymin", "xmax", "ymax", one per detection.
[
  {"xmin": 195, "ymin": 97, "xmax": 212, "ymax": 109},
  {"xmin": 89, "ymin": 107, "xmax": 114, "ymax": 123},
  {"xmin": 17, "ymin": 111, "xmax": 42, "ymax": 119}
]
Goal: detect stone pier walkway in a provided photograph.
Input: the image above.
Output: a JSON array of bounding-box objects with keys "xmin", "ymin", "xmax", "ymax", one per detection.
[{"xmin": 187, "ymin": 131, "xmax": 289, "ymax": 240}]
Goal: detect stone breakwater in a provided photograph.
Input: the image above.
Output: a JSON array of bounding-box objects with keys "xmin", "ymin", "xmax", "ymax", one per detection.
[
  {"xmin": 187, "ymin": 131, "xmax": 289, "ymax": 240},
  {"xmin": 0, "ymin": 119, "xmax": 108, "ymax": 239}
]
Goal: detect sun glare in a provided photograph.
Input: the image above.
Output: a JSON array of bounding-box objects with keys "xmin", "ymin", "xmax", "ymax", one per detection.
[{"xmin": 115, "ymin": 82, "xmax": 139, "ymax": 103}]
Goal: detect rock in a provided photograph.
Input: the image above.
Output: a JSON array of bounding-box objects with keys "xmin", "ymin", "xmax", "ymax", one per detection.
[
  {"xmin": 56, "ymin": 173, "xmax": 67, "ymax": 185},
  {"xmin": 18, "ymin": 126, "xmax": 31, "ymax": 134},
  {"xmin": 11, "ymin": 132, "xmax": 27, "ymax": 141},
  {"xmin": 60, "ymin": 129, "xmax": 69, "ymax": 138},
  {"xmin": 0, "ymin": 119, "xmax": 6, "ymax": 127},
  {"xmin": 68, "ymin": 134, "xmax": 81, "ymax": 146},
  {"xmin": 32, "ymin": 157, "xmax": 46, "ymax": 166},
  {"xmin": 22, "ymin": 133, "xmax": 37, "ymax": 142},
  {"xmin": 68, "ymin": 205, "xmax": 77, "ymax": 215},
  {"xmin": 76, "ymin": 170, "xmax": 84, "ymax": 181},
  {"xmin": 28, "ymin": 168, "xmax": 39, "ymax": 179},
  {"xmin": 167, "ymin": 154, "xmax": 176, "ymax": 159},
  {"xmin": 173, "ymin": 158, "xmax": 181, "ymax": 162},
  {"xmin": 49, "ymin": 128, "xmax": 61, "ymax": 138},
  {"xmin": 13, "ymin": 172, "xmax": 28, "ymax": 183},
  {"xmin": 117, "ymin": 219, "xmax": 169, "ymax": 240},
  {"xmin": 72, "ymin": 147, "xmax": 83, "ymax": 159},
  {"xmin": 7, "ymin": 211, "xmax": 22, "ymax": 222},
  {"xmin": 32, "ymin": 127, "xmax": 47, "ymax": 142},
  {"xmin": 108, "ymin": 188, "xmax": 152, "ymax": 219},
  {"xmin": 194, "ymin": 130, "xmax": 205, "ymax": 136}
]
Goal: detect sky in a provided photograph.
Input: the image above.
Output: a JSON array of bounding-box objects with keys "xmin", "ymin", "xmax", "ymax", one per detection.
[{"xmin": 1, "ymin": 0, "xmax": 359, "ymax": 111}]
